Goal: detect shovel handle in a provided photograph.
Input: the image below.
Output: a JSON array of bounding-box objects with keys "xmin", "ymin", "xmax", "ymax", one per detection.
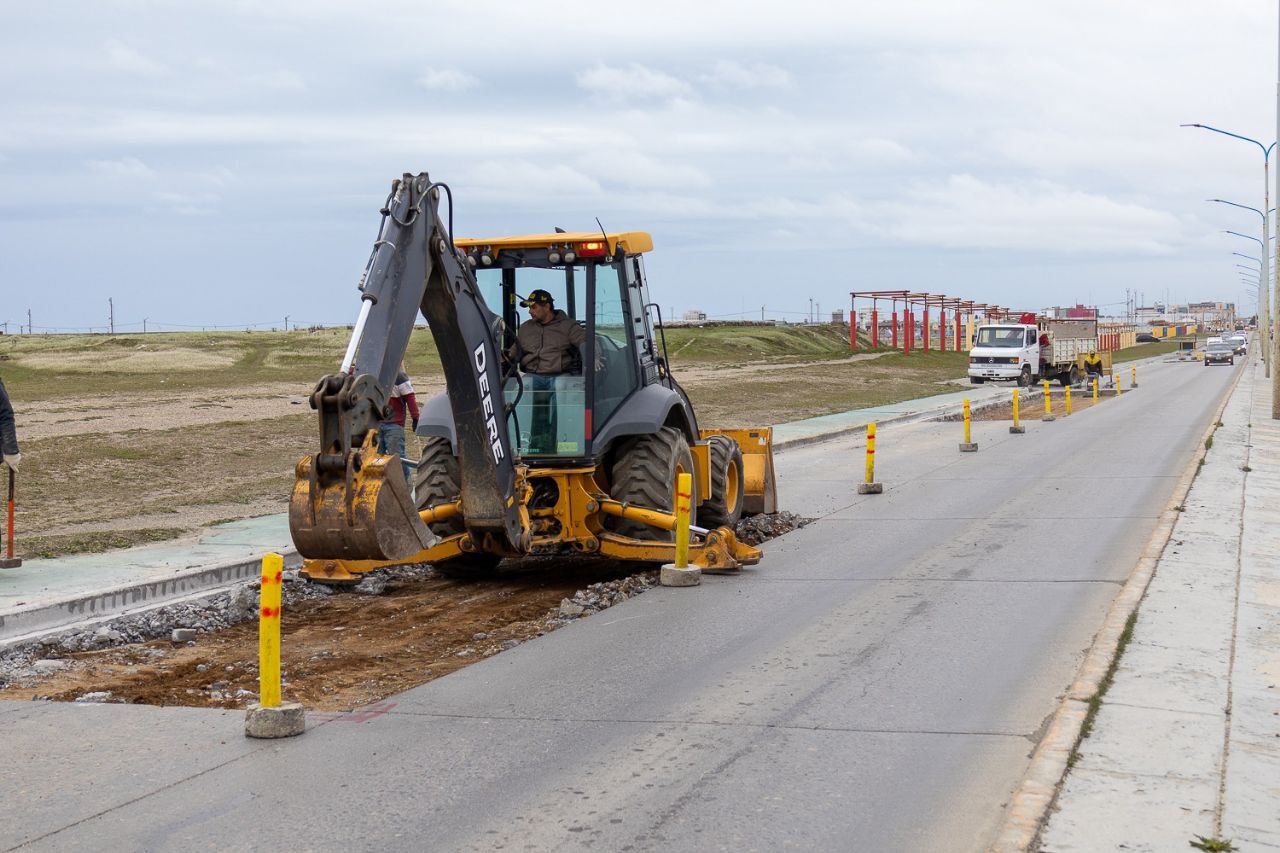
[{"xmin": 6, "ymin": 467, "xmax": 14, "ymax": 561}]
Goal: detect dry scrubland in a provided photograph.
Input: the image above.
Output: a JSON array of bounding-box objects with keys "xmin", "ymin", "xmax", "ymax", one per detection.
[{"xmin": 0, "ymin": 326, "xmax": 1165, "ymax": 557}]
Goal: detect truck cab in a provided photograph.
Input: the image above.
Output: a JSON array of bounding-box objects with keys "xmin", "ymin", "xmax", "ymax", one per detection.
[{"xmin": 968, "ymin": 323, "xmax": 1040, "ymax": 385}]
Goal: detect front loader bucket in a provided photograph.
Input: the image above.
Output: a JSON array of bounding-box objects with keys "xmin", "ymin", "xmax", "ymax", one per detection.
[
  {"xmin": 289, "ymin": 451, "xmax": 437, "ymax": 562},
  {"xmin": 700, "ymin": 427, "xmax": 777, "ymax": 515}
]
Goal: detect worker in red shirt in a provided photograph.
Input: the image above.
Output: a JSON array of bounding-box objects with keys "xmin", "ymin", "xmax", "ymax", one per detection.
[{"xmin": 379, "ymin": 365, "xmax": 420, "ymax": 483}]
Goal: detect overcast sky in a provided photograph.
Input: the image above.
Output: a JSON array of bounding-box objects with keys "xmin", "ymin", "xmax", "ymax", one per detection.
[{"xmin": 1, "ymin": 0, "xmax": 1276, "ymax": 332}]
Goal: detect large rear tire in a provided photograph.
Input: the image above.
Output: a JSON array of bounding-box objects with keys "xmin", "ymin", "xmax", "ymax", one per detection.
[
  {"xmin": 413, "ymin": 437, "xmax": 502, "ymax": 579},
  {"xmin": 699, "ymin": 435, "xmax": 744, "ymax": 529},
  {"xmin": 606, "ymin": 427, "xmax": 698, "ymax": 541}
]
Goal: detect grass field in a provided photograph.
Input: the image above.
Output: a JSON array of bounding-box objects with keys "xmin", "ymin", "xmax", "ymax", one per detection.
[{"xmin": 0, "ymin": 325, "xmax": 963, "ymax": 557}]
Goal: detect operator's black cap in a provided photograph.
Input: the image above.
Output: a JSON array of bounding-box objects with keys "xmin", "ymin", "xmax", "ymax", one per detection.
[{"xmin": 519, "ymin": 289, "xmax": 554, "ymax": 307}]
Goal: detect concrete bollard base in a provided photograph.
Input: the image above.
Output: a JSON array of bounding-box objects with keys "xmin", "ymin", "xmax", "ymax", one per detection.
[
  {"xmin": 857, "ymin": 482, "xmax": 883, "ymax": 494},
  {"xmin": 245, "ymin": 702, "xmax": 306, "ymax": 738},
  {"xmin": 959, "ymin": 442, "xmax": 978, "ymax": 452},
  {"xmin": 659, "ymin": 564, "xmax": 701, "ymax": 587},
  {"xmin": 1041, "ymin": 414, "xmax": 1056, "ymax": 422},
  {"xmin": 0, "ymin": 558, "xmax": 22, "ymax": 569},
  {"xmin": 1009, "ymin": 425, "xmax": 1026, "ymax": 434}
]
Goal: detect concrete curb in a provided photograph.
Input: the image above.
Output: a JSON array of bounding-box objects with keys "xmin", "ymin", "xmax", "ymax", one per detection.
[
  {"xmin": 0, "ymin": 549, "xmax": 301, "ymax": 651},
  {"xmin": 772, "ymin": 388, "xmax": 1047, "ymax": 451},
  {"xmin": 989, "ymin": 360, "xmax": 1248, "ymax": 852}
]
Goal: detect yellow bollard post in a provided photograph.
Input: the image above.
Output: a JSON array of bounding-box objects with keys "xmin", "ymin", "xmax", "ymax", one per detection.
[
  {"xmin": 1041, "ymin": 379, "xmax": 1056, "ymax": 422},
  {"xmin": 245, "ymin": 552, "xmax": 304, "ymax": 738},
  {"xmin": 674, "ymin": 472, "xmax": 692, "ymax": 569},
  {"xmin": 858, "ymin": 422, "xmax": 883, "ymax": 494},
  {"xmin": 258, "ymin": 552, "xmax": 283, "ymax": 708},
  {"xmin": 1010, "ymin": 389, "xmax": 1025, "ymax": 434},
  {"xmin": 959, "ymin": 399, "xmax": 978, "ymax": 451},
  {"xmin": 660, "ymin": 473, "xmax": 700, "ymax": 586},
  {"xmin": 1114, "ymin": 372, "xmax": 1122, "ymax": 395},
  {"xmin": 1131, "ymin": 364, "xmax": 1138, "ymax": 388},
  {"xmin": 1093, "ymin": 377, "xmax": 1099, "ymax": 403},
  {"xmin": 1065, "ymin": 384, "xmax": 1072, "ymax": 415}
]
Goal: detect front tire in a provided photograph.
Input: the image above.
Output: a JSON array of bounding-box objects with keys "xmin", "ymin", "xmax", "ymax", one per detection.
[
  {"xmin": 969, "ymin": 376, "xmax": 985, "ymax": 384},
  {"xmin": 699, "ymin": 435, "xmax": 744, "ymax": 529},
  {"xmin": 1017, "ymin": 366, "xmax": 1033, "ymax": 387},
  {"xmin": 414, "ymin": 437, "xmax": 502, "ymax": 579},
  {"xmin": 606, "ymin": 427, "xmax": 698, "ymax": 541}
]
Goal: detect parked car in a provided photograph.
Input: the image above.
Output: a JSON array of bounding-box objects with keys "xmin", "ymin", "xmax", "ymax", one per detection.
[
  {"xmin": 1136, "ymin": 333, "xmax": 1158, "ymax": 343},
  {"xmin": 1204, "ymin": 342, "xmax": 1235, "ymax": 366}
]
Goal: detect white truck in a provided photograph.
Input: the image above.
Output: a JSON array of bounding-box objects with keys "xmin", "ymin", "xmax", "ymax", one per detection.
[{"xmin": 968, "ymin": 315, "xmax": 1100, "ymax": 387}]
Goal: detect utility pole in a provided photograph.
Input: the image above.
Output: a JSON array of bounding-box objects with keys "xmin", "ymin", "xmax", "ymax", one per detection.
[
  {"xmin": 761, "ymin": 305, "xmax": 765, "ymax": 322},
  {"xmin": 284, "ymin": 315, "xmax": 289, "ymax": 332},
  {"xmin": 143, "ymin": 318, "xmax": 148, "ymax": 334},
  {"xmin": 27, "ymin": 309, "xmax": 32, "ymax": 335},
  {"xmin": 109, "ymin": 297, "xmax": 114, "ymax": 335}
]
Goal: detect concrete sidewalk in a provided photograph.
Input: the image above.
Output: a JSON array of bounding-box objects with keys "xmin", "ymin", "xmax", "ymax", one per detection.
[{"xmin": 1041, "ymin": 358, "xmax": 1280, "ymax": 851}]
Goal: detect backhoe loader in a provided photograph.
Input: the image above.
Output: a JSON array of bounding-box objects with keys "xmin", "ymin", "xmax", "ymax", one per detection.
[{"xmin": 290, "ymin": 172, "xmax": 776, "ymax": 583}]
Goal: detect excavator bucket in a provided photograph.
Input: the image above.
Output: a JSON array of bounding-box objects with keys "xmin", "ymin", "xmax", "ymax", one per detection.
[{"xmin": 289, "ymin": 435, "xmax": 437, "ymax": 562}]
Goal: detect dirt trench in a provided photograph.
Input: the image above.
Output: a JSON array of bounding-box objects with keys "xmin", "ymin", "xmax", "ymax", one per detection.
[
  {"xmin": 2, "ymin": 514, "xmax": 807, "ymax": 712},
  {"xmin": 3, "ymin": 561, "xmax": 636, "ymax": 712}
]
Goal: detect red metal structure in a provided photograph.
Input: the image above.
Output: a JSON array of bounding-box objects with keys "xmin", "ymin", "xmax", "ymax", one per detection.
[{"xmin": 848, "ymin": 291, "xmax": 1007, "ymax": 356}]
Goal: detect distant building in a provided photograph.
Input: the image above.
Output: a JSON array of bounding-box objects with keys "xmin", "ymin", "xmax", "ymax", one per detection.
[{"xmin": 682, "ymin": 309, "xmax": 707, "ymax": 322}]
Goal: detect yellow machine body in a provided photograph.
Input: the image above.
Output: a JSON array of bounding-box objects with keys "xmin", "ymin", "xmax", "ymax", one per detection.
[{"xmin": 300, "ymin": 431, "xmax": 777, "ymax": 584}]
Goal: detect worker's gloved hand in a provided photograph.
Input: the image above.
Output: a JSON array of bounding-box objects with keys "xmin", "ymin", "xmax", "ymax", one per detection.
[{"xmin": 4, "ymin": 452, "xmax": 19, "ymax": 472}]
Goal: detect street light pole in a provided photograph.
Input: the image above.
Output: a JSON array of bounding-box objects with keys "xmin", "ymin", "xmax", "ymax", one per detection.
[
  {"xmin": 1186, "ymin": 123, "xmax": 1275, "ymax": 382},
  {"xmin": 1209, "ymin": 197, "xmax": 1272, "ymax": 375}
]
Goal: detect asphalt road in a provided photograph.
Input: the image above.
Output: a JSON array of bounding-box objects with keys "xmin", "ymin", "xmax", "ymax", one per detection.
[{"xmin": 0, "ymin": 354, "xmax": 1242, "ymax": 852}]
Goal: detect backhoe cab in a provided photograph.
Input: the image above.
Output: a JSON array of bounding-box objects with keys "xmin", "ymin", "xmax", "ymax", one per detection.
[{"xmin": 290, "ymin": 173, "xmax": 776, "ymax": 584}]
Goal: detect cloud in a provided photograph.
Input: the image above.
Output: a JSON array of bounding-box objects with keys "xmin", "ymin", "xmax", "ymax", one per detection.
[
  {"xmin": 416, "ymin": 67, "xmax": 479, "ymax": 92},
  {"xmin": 701, "ymin": 60, "xmax": 790, "ymax": 89},
  {"xmin": 879, "ymin": 174, "xmax": 1184, "ymax": 254},
  {"xmin": 576, "ymin": 63, "xmax": 690, "ymax": 101},
  {"xmin": 152, "ymin": 190, "xmax": 220, "ymax": 216},
  {"xmin": 86, "ymin": 156, "xmax": 157, "ymax": 180},
  {"xmin": 104, "ymin": 39, "xmax": 166, "ymax": 76}
]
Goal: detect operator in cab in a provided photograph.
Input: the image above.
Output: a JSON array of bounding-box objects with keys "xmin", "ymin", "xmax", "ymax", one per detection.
[
  {"xmin": 512, "ymin": 289, "xmax": 586, "ymax": 453},
  {"xmin": 513, "ymin": 289, "xmax": 585, "ymax": 375}
]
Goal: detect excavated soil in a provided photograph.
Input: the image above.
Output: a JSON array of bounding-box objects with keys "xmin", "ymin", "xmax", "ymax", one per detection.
[
  {"xmin": 4, "ymin": 561, "xmax": 640, "ymax": 711},
  {"xmin": 0, "ymin": 514, "xmax": 809, "ymax": 712}
]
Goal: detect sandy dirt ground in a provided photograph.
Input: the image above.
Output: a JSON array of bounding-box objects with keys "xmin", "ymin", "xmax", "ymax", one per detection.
[{"xmin": 3, "ymin": 565, "xmax": 630, "ymax": 711}]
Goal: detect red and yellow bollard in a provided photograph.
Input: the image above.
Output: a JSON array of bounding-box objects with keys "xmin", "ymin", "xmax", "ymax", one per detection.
[
  {"xmin": 1010, "ymin": 389, "xmax": 1026, "ymax": 434},
  {"xmin": 1093, "ymin": 377, "xmax": 1099, "ymax": 403},
  {"xmin": 1042, "ymin": 379, "xmax": 1056, "ymax": 422},
  {"xmin": 1065, "ymin": 384, "xmax": 1072, "ymax": 416},
  {"xmin": 258, "ymin": 552, "xmax": 284, "ymax": 708},
  {"xmin": 1114, "ymin": 372, "xmax": 1122, "ymax": 395},
  {"xmin": 959, "ymin": 399, "xmax": 978, "ymax": 452},
  {"xmin": 660, "ymin": 472, "xmax": 701, "ymax": 586},
  {"xmin": 244, "ymin": 552, "xmax": 305, "ymax": 738},
  {"xmin": 858, "ymin": 422, "xmax": 883, "ymax": 494},
  {"xmin": 1131, "ymin": 364, "xmax": 1138, "ymax": 388},
  {"xmin": 674, "ymin": 472, "xmax": 692, "ymax": 569}
]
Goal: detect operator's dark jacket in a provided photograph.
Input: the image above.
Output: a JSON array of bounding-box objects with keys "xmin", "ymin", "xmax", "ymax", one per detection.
[
  {"xmin": 514, "ymin": 310, "xmax": 585, "ymax": 375},
  {"xmin": 0, "ymin": 378, "xmax": 18, "ymax": 459},
  {"xmin": 1084, "ymin": 354, "xmax": 1104, "ymax": 375}
]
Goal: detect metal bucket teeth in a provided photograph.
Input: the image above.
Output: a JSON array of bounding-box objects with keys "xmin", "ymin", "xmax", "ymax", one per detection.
[{"xmin": 289, "ymin": 453, "xmax": 437, "ymax": 561}]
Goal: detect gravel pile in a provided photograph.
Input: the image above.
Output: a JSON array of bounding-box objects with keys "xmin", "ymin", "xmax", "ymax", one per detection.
[{"xmin": 733, "ymin": 511, "xmax": 809, "ymax": 545}]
